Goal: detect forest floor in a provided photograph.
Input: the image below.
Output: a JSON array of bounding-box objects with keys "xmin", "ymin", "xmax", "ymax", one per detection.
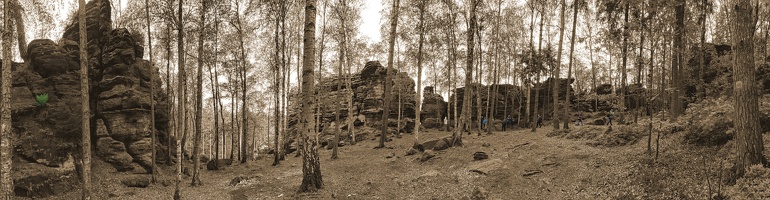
[{"xmin": 42, "ymin": 116, "xmax": 770, "ymax": 200}]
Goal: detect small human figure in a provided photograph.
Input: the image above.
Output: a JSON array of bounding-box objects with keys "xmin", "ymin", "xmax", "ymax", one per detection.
[
  {"xmin": 481, "ymin": 116, "xmax": 487, "ymax": 130},
  {"xmin": 504, "ymin": 115, "xmax": 513, "ymax": 131},
  {"xmin": 537, "ymin": 114, "xmax": 543, "ymax": 128},
  {"xmin": 576, "ymin": 112, "xmax": 583, "ymax": 126},
  {"xmin": 607, "ymin": 110, "xmax": 613, "ymax": 126}
]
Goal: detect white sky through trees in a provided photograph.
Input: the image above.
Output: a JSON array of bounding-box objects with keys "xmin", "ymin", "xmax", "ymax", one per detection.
[{"xmin": 360, "ymin": 0, "xmax": 383, "ymax": 44}]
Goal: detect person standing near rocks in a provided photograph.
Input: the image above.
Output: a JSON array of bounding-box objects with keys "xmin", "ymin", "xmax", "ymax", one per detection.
[
  {"xmin": 503, "ymin": 115, "xmax": 513, "ymax": 131},
  {"xmin": 607, "ymin": 110, "xmax": 613, "ymax": 126},
  {"xmin": 576, "ymin": 112, "xmax": 583, "ymax": 126},
  {"xmin": 537, "ymin": 114, "xmax": 543, "ymax": 128},
  {"xmin": 481, "ymin": 116, "xmax": 487, "ymax": 130}
]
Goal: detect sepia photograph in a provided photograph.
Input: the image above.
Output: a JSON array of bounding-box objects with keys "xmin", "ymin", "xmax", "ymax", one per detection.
[{"xmin": 0, "ymin": 0, "xmax": 769, "ymax": 199}]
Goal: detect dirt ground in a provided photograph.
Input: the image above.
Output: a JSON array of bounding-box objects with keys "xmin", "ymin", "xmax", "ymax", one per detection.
[{"xmin": 35, "ymin": 120, "xmax": 770, "ymax": 200}]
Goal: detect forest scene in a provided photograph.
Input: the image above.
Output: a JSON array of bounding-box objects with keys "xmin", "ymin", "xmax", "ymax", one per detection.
[{"xmin": 0, "ymin": 0, "xmax": 770, "ymax": 199}]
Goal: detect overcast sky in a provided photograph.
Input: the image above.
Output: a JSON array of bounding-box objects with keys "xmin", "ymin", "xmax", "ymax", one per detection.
[{"xmin": 359, "ymin": 0, "xmax": 383, "ymax": 44}]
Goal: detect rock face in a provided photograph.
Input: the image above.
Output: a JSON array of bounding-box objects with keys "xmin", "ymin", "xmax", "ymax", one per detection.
[
  {"xmin": 448, "ymin": 78, "xmax": 574, "ymax": 125},
  {"xmin": 8, "ymin": 0, "xmax": 172, "ymax": 172},
  {"xmin": 288, "ymin": 61, "xmax": 416, "ymax": 145},
  {"xmin": 420, "ymin": 86, "xmax": 447, "ymax": 129}
]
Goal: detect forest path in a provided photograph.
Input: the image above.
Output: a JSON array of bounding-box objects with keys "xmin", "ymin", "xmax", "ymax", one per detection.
[{"xmin": 225, "ymin": 123, "xmax": 638, "ymax": 200}]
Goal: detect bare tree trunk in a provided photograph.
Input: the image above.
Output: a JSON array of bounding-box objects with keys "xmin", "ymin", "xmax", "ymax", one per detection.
[
  {"xmin": 525, "ymin": 4, "xmax": 535, "ymax": 129},
  {"xmin": 647, "ymin": 24, "xmax": 657, "ymax": 154},
  {"xmin": 531, "ymin": 7, "xmax": 543, "ymax": 132},
  {"xmin": 178, "ymin": 0, "xmax": 190, "ymax": 160},
  {"xmin": 343, "ymin": 1, "xmax": 355, "ymax": 145},
  {"xmin": 461, "ymin": 0, "xmax": 477, "ymax": 140},
  {"xmin": 620, "ymin": 1, "xmax": 629, "ymax": 123},
  {"xmin": 234, "ymin": 1, "xmax": 249, "ymax": 163},
  {"xmin": 342, "ymin": 6, "xmax": 356, "ymax": 144},
  {"xmin": 415, "ymin": 0, "xmax": 426, "ymax": 143},
  {"xmin": 553, "ymin": 0, "xmax": 566, "ymax": 130},
  {"xmin": 315, "ymin": 0, "xmax": 327, "ymax": 156},
  {"xmin": 166, "ymin": 25, "xmax": 173, "ymax": 166},
  {"xmin": 174, "ymin": 0, "xmax": 185, "ymax": 197},
  {"xmin": 298, "ymin": 0, "xmax": 323, "ymax": 192},
  {"xmin": 397, "ymin": 43, "xmax": 402, "ymax": 136},
  {"xmin": 587, "ymin": 14, "xmax": 597, "ymax": 112},
  {"xmin": 731, "ymin": 0, "xmax": 766, "ymax": 176},
  {"xmin": 281, "ymin": 1, "xmax": 290, "ymax": 161},
  {"xmin": 563, "ymin": 0, "xmax": 579, "ymax": 129},
  {"xmin": 1, "ymin": 0, "xmax": 15, "ymax": 196},
  {"xmin": 378, "ymin": 0, "xmax": 400, "ymax": 148},
  {"xmin": 78, "ymin": 0, "xmax": 92, "ymax": 198},
  {"xmin": 272, "ymin": 1, "xmax": 284, "ymax": 166},
  {"xmin": 145, "ymin": 0, "xmax": 157, "ymax": 183},
  {"xmin": 191, "ymin": 0, "xmax": 207, "ymax": 186},
  {"xmin": 487, "ymin": 0, "xmax": 503, "ymax": 135},
  {"xmin": 635, "ymin": 4, "xmax": 646, "ymax": 124},
  {"xmin": 670, "ymin": 0, "xmax": 685, "ymax": 120},
  {"xmin": 476, "ymin": 26, "xmax": 483, "ymax": 136},
  {"xmin": 211, "ymin": 3, "xmax": 221, "ymax": 167},
  {"xmin": 697, "ymin": 0, "xmax": 707, "ymax": 101},
  {"xmin": 442, "ymin": 0, "xmax": 458, "ymax": 136},
  {"xmin": 331, "ymin": 0, "xmax": 348, "ymax": 159}
]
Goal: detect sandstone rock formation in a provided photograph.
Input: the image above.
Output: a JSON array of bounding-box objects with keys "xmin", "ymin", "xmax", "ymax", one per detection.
[
  {"xmin": 420, "ymin": 86, "xmax": 447, "ymax": 129},
  {"xmin": 8, "ymin": 0, "xmax": 171, "ymax": 173},
  {"xmin": 288, "ymin": 61, "xmax": 416, "ymax": 146},
  {"xmin": 448, "ymin": 78, "xmax": 575, "ymax": 126}
]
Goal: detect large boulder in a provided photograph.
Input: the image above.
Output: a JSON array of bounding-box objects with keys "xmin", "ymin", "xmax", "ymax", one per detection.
[
  {"xmin": 422, "ymin": 118, "xmax": 442, "ymax": 129},
  {"xmin": 14, "ymin": 171, "xmax": 78, "ymax": 198},
  {"xmin": 27, "ymin": 39, "xmax": 78, "ymax": 77},
  {"xmin": 421, "ymin": 86, "xmax": 447, "ymax": 120},
  {"xmin": 96, "ymin": 137, "xmax": 134, "ymax": 171}
]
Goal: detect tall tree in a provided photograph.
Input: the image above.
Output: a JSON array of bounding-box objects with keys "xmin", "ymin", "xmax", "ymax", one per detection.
[
  {"xmin": 145, "ymin": 0, "xmax": 157, "ymax": 183},
  {"xmin": 165, "ymin": 25, "xmax": 173, "ymax": 166},
  {"xmin": 315, "ymin": 0, "xmax": 327, "ymax": 156},
  {"xmin": 619, "ymin": 1, "xmax": 629, "ymax": 123},
  {"xmin": 487, "ymin": 0, "xmax": 503, "ymax": 135},
  {"xmin": 731, "ymin": 0, "xmax": 765, "ymax": 176},
  {"xmin": 1, "ymin": 0, "xmax": 14, "ymax": 196},
  {"xmin": 553, "ymin": 0, "xmax": 566, "ymax": 130},
  {"xmin": 378, "ymin": 0, "xmax": 401, "ymax": 148},
  {"xmin": 174, "ymin": 0, "xmax": 185, "ymax": 197},
  {"xmin": 441, "ymin": 0, "xmax": 459, "ymax": 137},
  {"xmin": 272, "ymin": 0, "xmax": 286, "ymax": 166},
  {"xmin": 345, "ymin": 1, "xmax": 355, "ymax": 145},
  {"xmin": 191, "ymin": 0, "xmax": 207, "ymax": 186},
  {"xmin": 670, "ymin": 0, "xmax": 685, "ymax": 119},
  {"xmin": 298, "ymin": 0, "xmax": 323, "ymax": 192},
  {"xmin": 235, "ymin": 0, "xmax": 250, "ymax": 164},
  {"xmin": 563, "ymin": 0, "xmax": 581, "ymax": 129},
  {"xmin": 696, "ymin": 0, "xmax": 705, "ymax": 100},
  {"xmin": 414, "ymin": 0, "xmax": 426, "ymax": 144},
  {"xmin": 209, "ymin": 1, "xmax": 222, "ymax": 168},
  {"xmin": 531, "ymin": 2, "xmax": 543, "ymax": 133},
  {"xmin": 634, "ymin": 2, "xmax": 646, "ymax": 124},
  {"xmin": 331, "ymin": 0, "xmax": 349, "ymax": 159},
  {"xmin": 525, "ymin": 1, "xmax": 535, "ymax": 129},
  {"xmin": 462, "ymin": 0, "xmax": 477, "ymax": 137},
  {"xmin": 78, "ymin": 0, "xmax": 92, "ymax": 199}
]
